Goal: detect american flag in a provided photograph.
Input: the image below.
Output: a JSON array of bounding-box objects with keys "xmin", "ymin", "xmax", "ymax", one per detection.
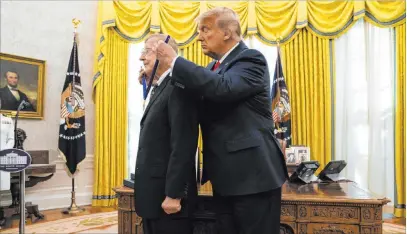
[
  {"xmin": 61, "ymin": 104, "xmax": 70, "ymax": 118},
  {"xmin": 272, "ymin": 108, "xmax": 281, "ymax": 122}
]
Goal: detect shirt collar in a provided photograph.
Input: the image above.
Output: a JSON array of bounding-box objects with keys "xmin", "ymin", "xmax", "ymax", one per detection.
[
  {"xmin": 7, "ymin": 85, "xmax": 17, "ymax": 91},
  {"xmin": 156, "ymin": 69, "xmax": 170, "ymax": 87},
  {"xmin": 218, "ymin": 42, "xmax": 240, "ymax": 64}
]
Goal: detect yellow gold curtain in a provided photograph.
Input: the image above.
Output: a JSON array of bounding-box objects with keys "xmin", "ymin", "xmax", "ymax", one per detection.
[
  {"xmin": 365, "ymin": 1, "xmax": 406, "ymax": 28},
  {"xmin": 94, "ymin": 1, "xmax": 405, "ymax": 49},
  {"xmin": 394, "ymin": 23, "xmax": 406, "ymax": 218},
  {"xmin": 160, "ymin": 2, "xmax": 201, "ymax": 46},
  {"xmin": 280, "ymin": 29, "xmax": 333, "ymax": 169},
  {"xmin": 92, "ymin": 28, "xmax": 129, "ymax": 206},
  {"xmin": 255, "ymin": 1, "xmax": 299, "ymax": 44}
]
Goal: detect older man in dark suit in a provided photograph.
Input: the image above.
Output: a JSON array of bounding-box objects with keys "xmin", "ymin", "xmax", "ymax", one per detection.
[
  {"xmin": 0, "ymin": 71, "xmax": 34, "ymax": 111},
  {"xmin": 134, "ymin": 34, "xmax": 199, "ymax": 234},
  {"xmin": 154, "ymin": 7, "xmax": 289, "ymax": 234}
]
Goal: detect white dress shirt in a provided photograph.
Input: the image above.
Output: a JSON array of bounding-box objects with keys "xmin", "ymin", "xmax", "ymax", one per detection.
[
  {"xmin": 0, "ymin": 114, "xmax": 14, "ymax": 191},
  {"xmin": 143, "ymin": 69, "xmax": 170, "ymax": 112},
  {"xmin": 8, "ymin": 85, "xmax": 20, "ymax": 101},
  {"xmin": 217, "ymin": 42, "xmax": 240, "ymax": 64}
]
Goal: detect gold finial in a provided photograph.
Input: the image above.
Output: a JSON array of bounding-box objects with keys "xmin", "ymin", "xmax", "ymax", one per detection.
[{"xmin": 72, "ymin": 18, "xmax": 81, "ymax": 29}]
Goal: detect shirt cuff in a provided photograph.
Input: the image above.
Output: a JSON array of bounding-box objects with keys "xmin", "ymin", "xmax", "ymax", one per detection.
[{"xmin": 169, "ymin": 56, "xmax": 179, "ymax": 77}]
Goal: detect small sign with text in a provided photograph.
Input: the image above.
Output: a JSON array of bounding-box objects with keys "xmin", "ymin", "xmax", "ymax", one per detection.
[{"xmin": 0, "ymin": 149, "xmax": 32, "ymax": 172}]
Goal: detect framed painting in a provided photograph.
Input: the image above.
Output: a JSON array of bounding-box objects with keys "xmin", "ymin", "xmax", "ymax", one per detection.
[{"xmin": 0, "ymin": 53, "xmax": 45, "ymax": 119}]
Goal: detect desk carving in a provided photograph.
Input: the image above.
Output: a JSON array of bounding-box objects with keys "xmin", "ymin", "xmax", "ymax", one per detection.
[{"xmin": 114, "ymin": 182, "xmax": 389, "ymax": 234}]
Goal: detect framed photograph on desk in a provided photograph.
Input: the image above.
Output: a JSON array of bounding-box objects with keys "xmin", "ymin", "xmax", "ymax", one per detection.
[
  {"xmin": 285, "ymin": 147, "xmax": 296, "ymax": 164},
  {"xmin": 285, "ymin": 146, "xmax": 311, "ymax": 164},
  {"xmin": 295, "ymin": 146, "xmax": 310, "ymax": 164}
]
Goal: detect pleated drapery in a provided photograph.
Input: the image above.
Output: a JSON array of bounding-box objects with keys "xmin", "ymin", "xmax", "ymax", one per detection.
[
  {"xmin": 280, "ymin": 29, "xmax": 333, "ymax": 170},
  {"xmin": 92, "ymin": 28, "xmax": 129, "ymax": 206},
  {"xmin": 394, "ymin": 24, "xmax": 406, "ymax": 218}
]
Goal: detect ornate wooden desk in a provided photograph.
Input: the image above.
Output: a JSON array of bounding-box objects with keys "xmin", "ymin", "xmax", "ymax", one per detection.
[{"xmin": 114, "ymin": 182, "xmax": 390, "ymax": 234}]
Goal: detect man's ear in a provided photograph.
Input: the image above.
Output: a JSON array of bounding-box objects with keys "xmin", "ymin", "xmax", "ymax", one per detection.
[{"xmin": 223, "ymin": 29, "xmax": 232, "ymax": 40}]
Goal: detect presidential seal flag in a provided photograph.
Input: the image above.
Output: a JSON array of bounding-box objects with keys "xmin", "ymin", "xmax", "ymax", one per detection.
[
  {"xmin": 58, "ymin": 37, "xmax": 86, "ymax": 177},
  {"xmin": 271, "ymin": 51, "xmax": 292, "ymax": 146}
]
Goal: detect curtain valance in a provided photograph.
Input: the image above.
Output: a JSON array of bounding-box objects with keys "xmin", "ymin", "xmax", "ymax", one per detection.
[
  {"xmin": 98, "ymin": 1, "xmax": 405, "ymax": 47},
  {"xmin": 93, "ymin": 1, "xmax": 405, "ymax": 89}
]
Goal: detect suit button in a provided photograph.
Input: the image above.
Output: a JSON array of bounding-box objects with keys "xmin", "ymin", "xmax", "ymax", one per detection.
[{"xmin": 140, "ymin": 124, "xmax": 144, "ymax": 130}]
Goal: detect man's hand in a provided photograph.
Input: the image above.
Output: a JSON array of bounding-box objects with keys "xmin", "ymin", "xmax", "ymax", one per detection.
[
  {"xmin": 161, "ymin": 196, "xmax": 181, "ymax": 214},
  {"xmin": 153, "ymin": 40, "xmax": 177, "ymax": 68}
]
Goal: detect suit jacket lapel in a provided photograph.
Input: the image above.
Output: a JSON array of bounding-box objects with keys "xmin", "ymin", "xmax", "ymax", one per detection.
[
  {"xmin": 5, "ymin": 87, "xmax": 18, "ymax": 102},
  {"xmin": 207, "ymin": 61, "xmax": 216, "ymax": 70},
  {"xmin": 141, "ymin": 76, "xmax": 170, "ymax": 122}
]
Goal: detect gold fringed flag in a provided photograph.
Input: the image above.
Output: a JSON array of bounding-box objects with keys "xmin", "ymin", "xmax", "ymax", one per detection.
[
  {"xmin": 271, "ymin": 51, "xmax": 292, "ymax": 146},
  {"xmin": 58, "ymin": 36, "xmax": 86, "ymax": 177}
]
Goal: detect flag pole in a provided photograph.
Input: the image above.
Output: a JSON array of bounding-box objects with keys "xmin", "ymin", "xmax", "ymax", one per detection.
[
  {"xmin": 62, "ymin": 18, "xmax": 85, "ymax": 215},
  {"xmin": 277, "ymin": 37, "xmax": 281, "ymax": 84},
  {"xmin": 274, "ymin": 36, "xmax": 281, "ymax": 130}
]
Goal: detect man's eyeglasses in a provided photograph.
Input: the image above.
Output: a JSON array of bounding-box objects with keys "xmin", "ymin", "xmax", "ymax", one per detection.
[{"xmin": 141, "ymin": 48, "xmax": 153, "ymax": 56}]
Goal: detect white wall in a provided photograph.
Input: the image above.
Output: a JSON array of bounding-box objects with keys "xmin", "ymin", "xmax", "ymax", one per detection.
[{"xmin": 0, "ymin": 1, "xmax": 97, "ymax": 209}]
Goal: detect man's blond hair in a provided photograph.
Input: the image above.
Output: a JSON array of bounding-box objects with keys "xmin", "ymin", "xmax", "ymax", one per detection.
[
  {"xmin": 196, "ymin": 7, "xmax": 242, "ymax": 41},
  {"xmin": 145, "ymin": 33, "xmax": 178, "ymax": 54}
]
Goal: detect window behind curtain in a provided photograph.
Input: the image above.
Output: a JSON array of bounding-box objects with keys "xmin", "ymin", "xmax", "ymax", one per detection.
[
  {"xmin": 127, "ymin": 43, "xmax": 144, "ymax": 177},
  {"xmin": 335, "ymin": 19, "xmax": 395, "ymax": 201}
]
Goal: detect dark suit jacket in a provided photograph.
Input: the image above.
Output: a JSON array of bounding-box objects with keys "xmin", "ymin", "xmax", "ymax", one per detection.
[
  {"xmin": 0, "ymin": 86, "xmax": 35, "ymax": 111},
  {"xmin": 134, "ymin": 76, "xmax": 199, "ymax": 219},
  {"xmin": 171, "ymin": 41, "xmax": 289, "ymax": 196}
]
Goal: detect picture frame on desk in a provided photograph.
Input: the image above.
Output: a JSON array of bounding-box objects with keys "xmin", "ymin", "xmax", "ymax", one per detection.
[
  {"xmin": 0, "ymin": 53, "xmax": 45, "ymax": 119},
  {"xmin": 295, "ymin": 146, "xmax": 310, "ymax": 164},
  {"xmin": 285, "ymin": 148, "xmax": 296, "ymax": 164},
  {"xmin": 285, "ymin": 146, "xmax": 311, "ymax": 165}
]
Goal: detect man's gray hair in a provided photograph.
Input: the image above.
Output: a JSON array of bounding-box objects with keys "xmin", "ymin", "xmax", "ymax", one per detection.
[
  {"xmin": 197, "ymin": 7, "xmax": 242, "ymax": 40},
  {"xmin": 145, "ymin": 33, "xmax": 178, "ymax": 55}
]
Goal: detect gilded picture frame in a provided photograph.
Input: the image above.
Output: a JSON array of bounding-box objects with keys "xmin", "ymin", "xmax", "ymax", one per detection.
[{"xmin": 0, "ymin": 53, "xmax": 45, "ymax": 119}]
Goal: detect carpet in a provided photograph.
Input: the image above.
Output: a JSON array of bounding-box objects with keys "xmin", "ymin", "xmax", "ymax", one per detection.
[
  {"xmin": 71, "ymin": 223, "xmax": 407, "ymax": 234},
  {"xmin": 383, "ymin": 223, "xmax": 406, "ymax": 234},
  {"xmin": 0, "ymin": 211, "xmax": 117, "ymax": 234},
  {"xmin": 1, "ymin": 213, "xmax": 404, "ymax": 234},
  {"xmin": 77, "ymin": 224, "xmax": 118, "ymax": 233}
]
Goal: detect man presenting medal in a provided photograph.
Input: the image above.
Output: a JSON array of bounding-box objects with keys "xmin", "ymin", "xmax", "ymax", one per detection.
[{"xmin": 154, "ymin": 7, "xmax": 288, "ymax": 234}]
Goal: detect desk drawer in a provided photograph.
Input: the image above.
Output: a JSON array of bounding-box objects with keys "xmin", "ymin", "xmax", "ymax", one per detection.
[
  {"xmin": 298, "ymin": 223, "xmax": 359, "ymax": 234},
  {"xmin": 281, "ymin": 205, "xmax": 296, "ymax": 221},
  {"xmin": 298, "ymin": 205, "xmax": 360, "ymax": 224}
]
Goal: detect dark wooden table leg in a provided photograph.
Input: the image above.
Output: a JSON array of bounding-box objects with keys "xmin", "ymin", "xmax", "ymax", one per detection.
[
  {"xmin": 9, "ymin": 183, "xmax": 20, "ymax": 208},
  {"xmin": 26, "ymin": 202, "xmax": 44, "ymax": 223}
]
